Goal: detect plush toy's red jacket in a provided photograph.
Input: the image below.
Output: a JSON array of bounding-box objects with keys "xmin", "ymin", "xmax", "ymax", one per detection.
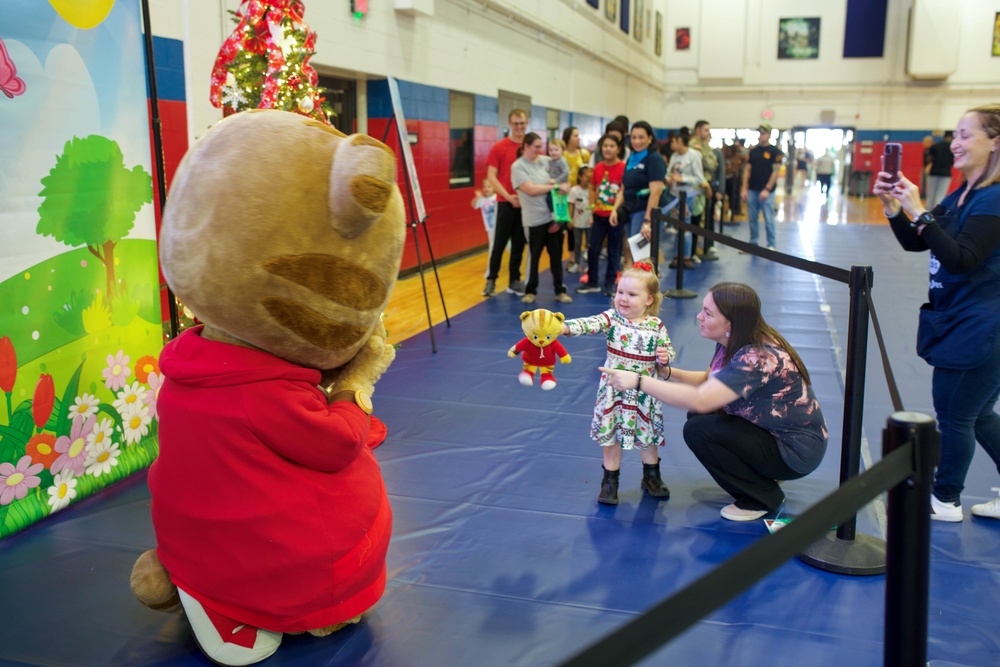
[
  {"xmin": 513, "ymin": 338, "xmax": 569, "ymax": 366},
  {"xmin": 149, "ymin": 327, "xmax": 391, "ymax": 632}
]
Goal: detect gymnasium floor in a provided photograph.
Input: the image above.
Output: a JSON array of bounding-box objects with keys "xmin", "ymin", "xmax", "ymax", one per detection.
[{"xmin": 1, "ymin": 187, "xmax": 998, "ymax": 666}]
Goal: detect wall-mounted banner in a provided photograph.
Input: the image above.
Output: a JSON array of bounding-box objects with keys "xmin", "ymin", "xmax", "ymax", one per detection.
[{"xmin": 0, "ymin": 0, "xmax": 162, "ymax": 539}]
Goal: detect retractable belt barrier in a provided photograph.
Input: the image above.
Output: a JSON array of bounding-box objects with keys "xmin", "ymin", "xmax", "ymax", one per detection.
[{"xmin": 651, "ymin": 207, "xmax": 850, "ymax": 283}]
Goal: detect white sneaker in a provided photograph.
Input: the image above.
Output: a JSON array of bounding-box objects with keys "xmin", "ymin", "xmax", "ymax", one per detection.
[
  {"xmin": 720, "ymin": 503, "xmax": 768, "ymax": 522},
  {"xmin": 930, "ymin": 494, "xmax": 963, "ymax": 522},
  {"xmin": 971, "ymin": 488, "xmax": 1000, "ymax": 519}
]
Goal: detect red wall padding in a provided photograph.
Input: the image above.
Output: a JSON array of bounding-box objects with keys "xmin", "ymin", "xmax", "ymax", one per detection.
[{"xmin": 369, "ymin": 118, "xmax": 493, "ymax": 272}]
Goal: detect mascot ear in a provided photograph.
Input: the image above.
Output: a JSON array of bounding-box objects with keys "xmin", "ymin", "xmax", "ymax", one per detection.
[
  {"xmin": 328, "ymin": 134, "xmax": 397, "ymax": 239},
  {"xmin": 554, "ymin": 313, "xmax": 565, "ymax": 323},
  {"xmin": 520, "ymin": 311, "xmax": 533, "ymax": 323}
]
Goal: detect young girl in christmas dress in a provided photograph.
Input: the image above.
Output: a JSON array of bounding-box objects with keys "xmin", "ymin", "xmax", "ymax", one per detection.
[{"xmin": 562, "ymin": 262, "xmax": 675, "ymax": 504}]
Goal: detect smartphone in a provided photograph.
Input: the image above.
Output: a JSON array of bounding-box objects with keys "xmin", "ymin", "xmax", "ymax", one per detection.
[{"xmin": 884, "ymin": 143, "xmax": 902, "ymax": 183}]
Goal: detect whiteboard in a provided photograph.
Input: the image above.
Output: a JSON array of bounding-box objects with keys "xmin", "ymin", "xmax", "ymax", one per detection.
[{"xmin": 386, "ymin": 77, "xmax": 426, "ymax": 222}]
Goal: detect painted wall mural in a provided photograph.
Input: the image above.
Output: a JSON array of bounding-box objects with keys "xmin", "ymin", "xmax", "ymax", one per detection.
[{"xmin": 0, "ymin": 0, "xmax": 162, "ymax": 539}]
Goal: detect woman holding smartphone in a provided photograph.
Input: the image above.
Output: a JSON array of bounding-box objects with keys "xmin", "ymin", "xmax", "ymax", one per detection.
[{"xmin": 872, "ymin": 104, "xmax": 1000, "ymax": 522}]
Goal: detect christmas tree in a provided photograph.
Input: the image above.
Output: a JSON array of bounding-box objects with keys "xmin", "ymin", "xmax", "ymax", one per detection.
[{"xmin": 209, "ymin": 0, "xmax": 332, "ymax": 123}]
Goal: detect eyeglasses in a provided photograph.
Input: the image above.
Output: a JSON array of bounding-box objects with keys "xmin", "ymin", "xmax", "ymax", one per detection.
[{"xmin": 510, "ymin": 121, "xmax": 527, "ymax": 126}]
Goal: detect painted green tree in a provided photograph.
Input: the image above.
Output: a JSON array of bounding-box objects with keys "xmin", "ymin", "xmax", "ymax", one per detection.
[{"xmin": 36, "ymin": 135, "xmax": 152, "ymax": 304}]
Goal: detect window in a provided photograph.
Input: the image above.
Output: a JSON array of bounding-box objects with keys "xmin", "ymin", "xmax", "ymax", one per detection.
[{"xmin": 449, "ymin": 91, "xmax": 474, "ymax": 188}]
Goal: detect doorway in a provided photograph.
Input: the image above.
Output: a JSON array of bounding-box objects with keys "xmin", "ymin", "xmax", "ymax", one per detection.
[
  {"xmin": 497, "ymin": 90, "xmax": 531, "ymax": 139},
  {"xmin": 784, "ymin": 126, "xmax": 856, "ymax": 194},
  {"xmin": 317, "ymin": 76, "xmax": 356, "ymax": 135}
]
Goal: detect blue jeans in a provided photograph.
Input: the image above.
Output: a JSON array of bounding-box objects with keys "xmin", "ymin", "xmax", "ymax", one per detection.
[
  {"xmin": 675, "ymin": 209, "xmax": 693, "ymax": 260},
  {"xmin": 931, "ymin": 336, "xmax": 1000, "ymax": 503},
  {"xmin": 746, "ymin": 189, "xmax": 776, "ymax": 247},
  {"xmin": 627, "ymin": 208, "xmax": 646, "ymax": 238}
]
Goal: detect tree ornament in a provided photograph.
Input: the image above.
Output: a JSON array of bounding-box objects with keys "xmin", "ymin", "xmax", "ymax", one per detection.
[{"xmin": 298, "ymin": 96, "xmax": 314, "ymax": 113}]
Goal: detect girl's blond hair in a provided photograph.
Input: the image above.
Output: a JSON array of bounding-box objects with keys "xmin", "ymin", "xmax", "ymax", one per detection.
[{"xmin": 618, "ymin": 264, "xmax": 662, "ymax": 316}]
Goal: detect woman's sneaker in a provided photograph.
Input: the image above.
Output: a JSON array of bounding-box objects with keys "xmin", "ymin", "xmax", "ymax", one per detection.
[
  {"xmin": 720, "ymin": 504, "xmax": 767, "ymax": 522},
  {"xmin": 930, "ymin": 494, "xmax": 963, "ymax": 522},
  {"xmin": 971, "ymin": 488, "xmax": 1000, "ymax": 519}
]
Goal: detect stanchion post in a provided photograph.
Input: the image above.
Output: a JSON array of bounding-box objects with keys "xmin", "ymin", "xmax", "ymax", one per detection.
[
  {"xmin": 650, "ymin": 207, "xmax": 661, "ymax": 276},
  {"xmin": 663, "ymin": 191, "xmax": 697, "ymax": 299},
  {"xmin": 674, "ymin": 190, "xmax": 687, "ymax": 288},
  {"xmin": 883, "ymin": 411, "xmax": 936, "ymax": 667},
  {"xmin": 836, "ymin": 265, "xmax": 874, "ymax": 540},
  {"xmin": 799, "ymin": 265, "xmax": 886, "ymax": 574}
]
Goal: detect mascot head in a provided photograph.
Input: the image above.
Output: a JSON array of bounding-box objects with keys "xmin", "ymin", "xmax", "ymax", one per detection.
[{"xmin": 159, "ymin": 109, "xmax": 405, "ymax": 369}]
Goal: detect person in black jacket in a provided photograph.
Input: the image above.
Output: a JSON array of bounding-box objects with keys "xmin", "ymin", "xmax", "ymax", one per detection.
[{"xmin": 873, "ymin": 104, "xmax": 1000, "ymax": 522}]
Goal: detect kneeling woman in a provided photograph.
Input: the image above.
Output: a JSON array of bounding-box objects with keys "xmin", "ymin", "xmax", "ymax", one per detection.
[{"xmin": 601, "ymin": 282, "xmax": 828, "ymax": 521}]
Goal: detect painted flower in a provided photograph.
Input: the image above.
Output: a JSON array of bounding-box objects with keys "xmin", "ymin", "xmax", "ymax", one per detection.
[
  {"xmin": 102, "ymin": 350, "xmax": 131, "ymax": 391},
  {"xmin": 145, "ymin": 371, "xmax": 163, "ymax": 420},
  {"xmin": 0, "ymin": 336, "xmax": 16, "ymax": 393},
  {"xmin": 84, "ymin": 439, "xmax": 120, "ymax": 478},
  {"xmin": 32, "ymin": 373, "xmax": 55, "ymax": 429},
  {"xmin": 0, "ymin": 455, "xmax": 44, "ymax": 505},
  {"xmin": 122, "ymin": 403, "xmax": 152, "ymax": 445},
  {"xmin": 134, "ymin": 355, "xmax": 160, "ymax": 384},
  {"xmin": 112, "ymin": 382, "xmax": 145, "ymax": 414},
  {"xmin": 86, "ymin": 417, "xmax": 115, "ymax": 451},
  {"xmin": 70, "ymin": 393, "xmax": 101, "ymax": 423},
  {"xmin": 47, "ymin": 469, "xmax": 78, "ymax": 512},
  {"xmin": 51, "ymin": 415, "xmax": 95, "ymax": 477},
  {"xmin": 25, "ymin": 432, "xmax": 59, "ymax": 468}
]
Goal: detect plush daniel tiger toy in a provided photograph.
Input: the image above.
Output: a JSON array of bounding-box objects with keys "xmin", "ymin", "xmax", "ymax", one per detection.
[
  {"xmin": 508, "ymin": 309, "xmax": 572, "ymax": 390},
  {"xmin": 128, "ymin": 110, "xmax": 405, "ymax": 666}
]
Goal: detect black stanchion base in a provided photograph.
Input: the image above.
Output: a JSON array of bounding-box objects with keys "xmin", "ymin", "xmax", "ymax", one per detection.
[
  {"xmin": 663, "ymin": 288, "xmax": 698, "ymax": 299},
  {"xmin": 798, "ymin": 532, "xmax": 887, "ymax": 576}
]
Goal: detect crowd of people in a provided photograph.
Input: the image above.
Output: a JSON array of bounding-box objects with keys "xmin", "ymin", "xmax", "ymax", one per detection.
[
  {"xmin": 469, "ymin": 105, "xmax": 1000, "ymax": 526},
  {"xmin": 476, "ymin": 112, "xmax": 776, "ymax": 303}
]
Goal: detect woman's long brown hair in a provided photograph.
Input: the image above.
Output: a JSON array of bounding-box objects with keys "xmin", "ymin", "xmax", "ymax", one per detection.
[{"xmin": 710, "ymin": 282, "xmax": 811, "ymax": 385}]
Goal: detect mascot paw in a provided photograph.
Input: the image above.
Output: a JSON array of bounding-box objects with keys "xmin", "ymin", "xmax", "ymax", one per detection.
[
  {"xmin": 518, "ymin": 371, "xmax": 534, "ymax": 387},
  {"xmin": 130, "ymin": 549, "xmax": 181, "ymax": 612},
  {"xmin": 307, "ymin": 614, "xmax": 362, "ymax": 637},
  {"xmin": 540, "ymin": 373, "xmax": 557, "ymax": 390},
  {"xmin": 329, "ymin": 331, "xmax": 395, "ymax": 397},
  {"xmin": 178, "ymin": 588, "xmax": 282, "ymax": 666}
]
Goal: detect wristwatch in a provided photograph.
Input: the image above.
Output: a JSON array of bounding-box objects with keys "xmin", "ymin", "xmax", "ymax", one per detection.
[
  {"xmin": 327, "ymin": 388, "xmax": 374, "ymax": 415},
  {"xmin": 912, "ymin": 212, "xmax": 935, "ymax": 229}
]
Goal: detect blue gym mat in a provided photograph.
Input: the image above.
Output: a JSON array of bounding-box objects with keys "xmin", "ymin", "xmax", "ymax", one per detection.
[{"xmin": 0, "ymin": 223, "xmax": 997, "ymax": 667}]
